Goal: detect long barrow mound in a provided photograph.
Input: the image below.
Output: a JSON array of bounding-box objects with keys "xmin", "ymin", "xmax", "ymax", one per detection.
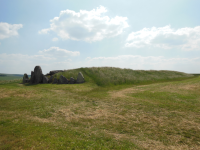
[{"xmin": 55, "ymin": 67, "xmax": 194, "ymax": 86}]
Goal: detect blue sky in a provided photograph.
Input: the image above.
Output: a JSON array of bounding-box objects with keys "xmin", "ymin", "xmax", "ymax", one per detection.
[{"xmin": 0, "ymin": 0, "xmax": 200, "ymax": 74}]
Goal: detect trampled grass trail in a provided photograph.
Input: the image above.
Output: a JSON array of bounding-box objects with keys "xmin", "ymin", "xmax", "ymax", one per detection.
[{"xmin": 0, "ymin": 68, "xmax": 199, "ymax": 149}]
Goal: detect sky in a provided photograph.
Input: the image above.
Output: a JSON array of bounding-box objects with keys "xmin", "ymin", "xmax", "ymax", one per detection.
[{"xmin": 0, "ymin": 0, "xmax": 200, "ymax": 74}]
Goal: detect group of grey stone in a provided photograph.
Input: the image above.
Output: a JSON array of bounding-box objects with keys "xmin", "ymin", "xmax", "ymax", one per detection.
[{"xmin": 23, "ymin": 66, "xmax": 85, "ymax": 84}]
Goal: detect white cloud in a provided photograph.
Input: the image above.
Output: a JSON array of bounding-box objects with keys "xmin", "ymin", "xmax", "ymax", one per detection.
[
  {"xmin": 0, "ymin": 22, "xmax": 23, "ymax": 39},
  {"xmin": 0, "ymin": 47, "xmax": 80, "ymax": 74},
  {"xmin": 39, "ymin": 6, "xmax": 129, "ymax": 42},
  {"xmin": 0, "ymin": 53, "xmax": 57, "ymax": 74},
  {"xmin": 0, "ymin": 53, "xmax": 55, "ymax": 64},
  {"xmin": 86, "ymin": 55, "xmax": 200, "ymax": 73},
  {"xmin": 0, "ymin": 53, "xmax": 199, "ymax": 74},
  {"xmin": 52, "ymin": 37, "xmax": 58, "ymax": 41},
  {"xmin": 39, "ymin": 47, "xmax": 80, "ymax": 57},
  {"xmin": 125, "ymin": 25, "xmax": 200, "ymax": 50},
  {"xmin": 0, "ymin": 53, "xmax": 75, "ymax": 74}
]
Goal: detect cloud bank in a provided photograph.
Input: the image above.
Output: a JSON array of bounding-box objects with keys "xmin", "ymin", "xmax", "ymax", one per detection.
[
  {"xmin": 39, "ymin": 47, "xmax": 80, "ymax": 57},
  {"xmin": 0, "ymin": 22, "xmax": 23, "ymax": 39},
  {"xmin": 39, "ymin": 6, "xmax": 129, "ymax": 42},
  {"xmin": 0, "ymin": 53, "xmax": 199, "ymax": 74},
  {"xmin": 52, "ymin": 37, "xmax": 58, "ymax": 41},
  {"xmin": 126, "ymin": 25, "xmax": 200, "ymax": 50},
  {"xmin": 86, "ymin": 55, "xmax": 200, "ymax": 73}
]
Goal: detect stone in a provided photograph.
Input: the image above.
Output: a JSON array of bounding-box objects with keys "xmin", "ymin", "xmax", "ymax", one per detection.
[
  {"xmin": 45, "ymin": 70, "xmax": 63, "ymax": 76},
  {"xmin": 77, "ymin": 72, "xmax": 85, "ymax": 83},
  {"xmin": 59, "ymin": 75, "xmax": 68, "ymax": 84},
  {"xmin": 30, "ymin": 71, "xmax": 35, "ymax": 83},
  {"xmin": 42, "ymin": 75, "xmax": 49, "ymax": 83},
  {"xmin": 70, "ymin": 77, "xmax": 75, "ymax": 84},
  {"xmin": 24, "ymin": 79, "xmax": 30, "ymax": 83},
  {"xmin": 23, "ymin": 73, "xmax": 29, "ymax": 83},
  {"xmin": 53, "ymin": 78, "xmax": 58, "ymax": 84},
  {"xmin": 34, "ymin": 66, "xmax": 43, "ymax": 84},
  {"xmin": 57, "ymin": 79, "xmax": 61, "ymax": 84},
  {"xmin": 58, "ymin": 79, "xmax": 64, "ymax": 84},
  {"xmin": 48, "ymin": 76, "xmax": 54, "ymax": 83}
]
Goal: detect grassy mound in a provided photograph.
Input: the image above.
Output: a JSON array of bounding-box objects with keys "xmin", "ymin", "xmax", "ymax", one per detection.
[{"xmin": 54, "ymin": 67, "xmax": 193, "ymax": 86}]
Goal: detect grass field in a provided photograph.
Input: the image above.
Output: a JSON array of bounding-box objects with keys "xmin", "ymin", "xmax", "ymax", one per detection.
[
  {"xmin": 0, "ymin": 67, "xmax": 200, "ymax": 149},
  {"xmin": 0, "ymin": 74, "xmax": 24, "ymax": 81}
]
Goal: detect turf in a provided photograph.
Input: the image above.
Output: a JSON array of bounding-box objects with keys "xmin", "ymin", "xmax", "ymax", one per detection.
[
  {"xmin": 0, "ymin": 74, "xmax": 24, "ymax": 81},
  {"xmin": 0, "ymin": 67, "xmax": 199, "ymax": 149},
  {"xmin": 55, "ymin": 67, "xmax": 194, "ymax": 86}
]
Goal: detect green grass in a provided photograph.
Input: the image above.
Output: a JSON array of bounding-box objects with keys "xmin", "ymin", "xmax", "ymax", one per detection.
[
  {"xmin": 0, "ymin": 67, "xmax": 200, "ymax": 149},
  {"xmin": 0, "ymin": 74, "xmax": 24, "ymax": 81},
  {"xmin": 55, "ymin": 67, "xmax": 193, "ymax": 86}
]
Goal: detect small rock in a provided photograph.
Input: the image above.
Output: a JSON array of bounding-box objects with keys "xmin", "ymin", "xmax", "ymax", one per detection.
[
  {"xmin": 77, "ymin": 72, "xmax": 85, "ymax": 83},
  {"xmin": 60, "ymin": 75, "xmax": 68, "ymax": 84}
]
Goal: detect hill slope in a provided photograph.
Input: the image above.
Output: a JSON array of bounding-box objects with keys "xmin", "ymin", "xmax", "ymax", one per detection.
[{"xmin": 54, "ymin": 67, "xmax": 194, "ymax": 86}]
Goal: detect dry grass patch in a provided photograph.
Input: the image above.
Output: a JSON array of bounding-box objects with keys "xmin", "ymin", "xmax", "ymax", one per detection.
[
  {"xmin": 161, "ymin": 84, "xmax": 200, "ymax": 92},
  {"xmin": 58, "ymin": 108, "xmax": 113, "ymax": 121},
  {"xmin": 26, "ymin": 115, "xmax": 55, "ymax": 123},
  {"xmin": 0, "ymin": 88, "xmax": 35, "ymax": 99},
  {"xmin": 51, "ymin": 89, "xmax": 66, "ymax": 95},
  {"xmin": 108, "ymin": 87, "xmax": 144, "ymax": 99}
]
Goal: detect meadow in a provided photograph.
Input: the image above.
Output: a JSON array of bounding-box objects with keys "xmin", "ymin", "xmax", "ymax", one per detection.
[
  {"xmin": 0, "ymin": 67, "xmax": 200, "ymax": 149},
  {"xmin": 0, "ymin": 74, "xmax": 24, "ymax": 81}
]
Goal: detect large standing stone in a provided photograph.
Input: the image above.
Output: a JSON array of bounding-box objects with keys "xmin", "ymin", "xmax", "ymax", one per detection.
[
  {"xmin": 34, "ymin": 66, "xmax": 43, "ymax": 84},
  {"xmin": 60, "ymin": 75, "xmax": 68, "ymax": 84},
  {"xmin": 70, "ymin": 77, "xmax": 75, "ymax": 84},
  {"xmin": 48, "ymin": 76, "xmax": 53, "ymax": 83},
  {"xmin": 23, "ymin": 73, "xmax": 29, "ymax": 83},
  {"xmin": 77, "ymin": 72, "xmax": 85, "ymax": 83},
  {"xmin": 53, "ymin": 78, "xmax": 58, "ymax": 84},
  {"xmin": 42, "ymin": 75, "xmax": 49, "ymax": 83}
]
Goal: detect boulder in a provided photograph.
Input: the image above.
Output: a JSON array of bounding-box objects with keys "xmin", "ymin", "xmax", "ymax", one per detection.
[
  {"xmin": 48, "ymin": 76, "xmax": 54, "ymax": 83},
  {"xmin": 53, "ymin": 78, "xmax": 58, "ymax": 84},
  {"xmin": 46, "ymin": 70, "xmax": 63, "ymax": 76},
  {"xmin": 70, "ymin": 77, "xmax": 75, "ymax": 84},
  {"xmin": 77, "ymin": 72, "xmax": 85, "ymax": 83},
  {"xmin": 57, "ymin": 79, "xmax": 62, "ymax": 84},
  {"xmin": 42, "ymin": 75, "xmax": 49, "ymax": 83},
  {"xmin": 30, "ymin": 71, "xmax": 35, "ymax": 83},
  {"xmin": 60, "ymin": 75, "xmax": 68, "ymax": 84},
  {"xmin": 24, "ymin": 79, "xmax": 30, "ymax": 83},
  {"xmin": 34, "ymin": 66, "xmax": 43, "ymax": 84},
  {"xmin": 23, "ymin": 73, "xmax": 29, "ymax": 83}
]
